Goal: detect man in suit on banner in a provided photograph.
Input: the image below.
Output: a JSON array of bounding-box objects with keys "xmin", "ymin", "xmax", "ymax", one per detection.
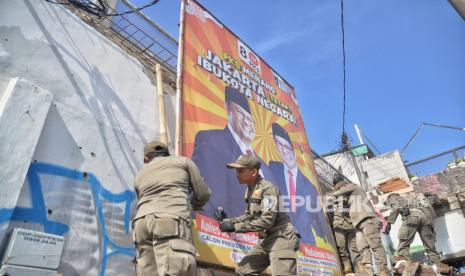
[
  {"xmin": 192, "ymin": 86, "xmax": 275, "ymax": 218},
  {"xmin": 269, "ymin": 122, "xmax": 331, "ymax": 245}
]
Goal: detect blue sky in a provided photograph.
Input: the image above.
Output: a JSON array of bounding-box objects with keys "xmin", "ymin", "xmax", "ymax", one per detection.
[{"xmin": 132, "ymin": 0, "xmax": 465, "ymax": 175}]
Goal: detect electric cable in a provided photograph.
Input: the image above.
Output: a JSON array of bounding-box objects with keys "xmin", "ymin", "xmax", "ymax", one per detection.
[
  {"xmin": 361, "ymin": 132, "xmax": 382, "ymax": 155},
  {"xmin": 340, "ymin": 0, "xmax": 347, "ymax": 136},
  {"xmin": 44, "ymin": 0, "xmax": 160, "ymax": 17}
]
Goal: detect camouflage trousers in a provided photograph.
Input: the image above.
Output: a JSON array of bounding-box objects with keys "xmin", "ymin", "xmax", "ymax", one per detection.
[
  {"xmin": 356, "ymin": 217, "xmax": 388, "ymax": 269},
  {"xmin": 133, "ymin": 214, "xmax": 197, "ymax": 276},
  {"xmin": 398, "ymin": 214, "xmax": 440, "ymax": 263},
  {"xmin": 334, "ymin": 228, "xmax": 359, "ymax": 271},
  {"xmin": 236, "ymin": 224, "xmax": 300, "ymax": 276}
]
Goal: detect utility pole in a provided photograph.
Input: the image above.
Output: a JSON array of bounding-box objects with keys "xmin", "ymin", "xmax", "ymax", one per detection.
[{"xmin": 342, "ymin": 132, "xmax": 368, "ymax": 191}]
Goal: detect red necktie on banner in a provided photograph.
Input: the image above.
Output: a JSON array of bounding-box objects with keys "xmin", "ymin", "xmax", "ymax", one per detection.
[{"xmin": 288, "ymin": 169, "xmax": 296, "ymax": 212}]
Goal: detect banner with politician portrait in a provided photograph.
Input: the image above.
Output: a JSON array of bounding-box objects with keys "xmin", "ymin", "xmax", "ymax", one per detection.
[{"xmin": 179, "ymin": 0, "xmax": 340, "ymax": 274}]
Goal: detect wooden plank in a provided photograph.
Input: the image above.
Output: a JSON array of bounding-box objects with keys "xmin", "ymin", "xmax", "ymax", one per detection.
[{"xmin": 401, "ymin": 261, "xmax": 420, "ymax": 276}]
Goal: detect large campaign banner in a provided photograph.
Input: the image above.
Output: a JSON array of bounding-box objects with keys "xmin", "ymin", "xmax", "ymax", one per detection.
[{"xmin": 179, "ymin": 0, "xmax": 340, "ymax": 274}]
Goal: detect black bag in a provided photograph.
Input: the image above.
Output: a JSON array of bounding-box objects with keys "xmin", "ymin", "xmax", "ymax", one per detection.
[{"xmin": 400, "ymin": 207, "xmax": 411, "ymax": 217}]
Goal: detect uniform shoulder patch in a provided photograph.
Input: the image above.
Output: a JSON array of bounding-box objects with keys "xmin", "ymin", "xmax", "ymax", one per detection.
[
  {"xmin": 260, "ymin": 179, "xmax": 274, "ymax": 189},
  {"xmin": 251, "ymin": 188, "xmax": 262, "ymax": 199}
]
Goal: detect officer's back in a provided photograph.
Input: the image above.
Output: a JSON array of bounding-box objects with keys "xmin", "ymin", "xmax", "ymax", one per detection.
[
  {"xmin": 332, "ymin": 182, "xmax": 376, "ymax": 227},
  {"xmin": 386, "ymin": 193, "xmax": 434, "ymax": 223},
  {"xmin": 132, "ymin": 141, "xmax": 211, "ymax": 276},
  {"xmin": 134, "ymin": 155, "xmax": 209, "ymax": 220}
]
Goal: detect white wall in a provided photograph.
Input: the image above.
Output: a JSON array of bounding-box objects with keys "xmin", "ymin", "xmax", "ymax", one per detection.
[
  {"xmin": 0, "ymin": 1, "xmax": 175, "ymax": 275},
  {"xmin": 322, "ymin": 150, "xmax": 412, "ymax": 193},
  {"xmin": 363, "ymin": 151, "xmax": 410, "ymax": 188},
  {"xmin": 383, "ymin": 209, "xmax": 465, "ymax": 263}
]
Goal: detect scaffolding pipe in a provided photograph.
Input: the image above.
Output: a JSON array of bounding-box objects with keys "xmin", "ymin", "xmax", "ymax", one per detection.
[
  {"xmin": 449, "ymin": 0, "xmax": 465, "ymax": 20},
  {"xmin": 404, "ymin": 145, "xmax": 465, "ymax": 167},
  {"xmin": 354, "ymin": 124, "xmax": 364, "ymax": 145},
  {"xmin": 401, "ymin": 122, "xmax": 465, "ymax": 154}
]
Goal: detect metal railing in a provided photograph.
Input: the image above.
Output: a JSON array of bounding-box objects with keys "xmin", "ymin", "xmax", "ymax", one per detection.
[
  {"xmin": 112, "ymin": 0, "xmax": 178, "ymax": 70},
  {"xmin": 312, "ymin": 150, "xmax": 352, "ymax": 193},
  {"xmin": 405, "ymin": 145, "xmax": 465, "ymax": 196},
  {"xmin": 68, "ymin": 0, "xmax": 178, "ymax": 80},
  {"xmin": 405, "ymin": 145, "xmax": 465, "ymax": 177}
]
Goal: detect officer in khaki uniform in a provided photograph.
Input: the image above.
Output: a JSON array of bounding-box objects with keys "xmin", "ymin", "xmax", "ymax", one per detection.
[
  {"xmin": 326, "ymin": 177, "xmax": 361, "ymax": 274},
  {"xmin": 384, "ymin": 193, "xmax": 443, "ymax": 265},
  {"xmin": 132, "ymin": 141, "xmax": 211, "ymax": 276},
  {"xmin": 218, "ymin": 154, "xmax": 300, "ymax": 276},
  {"xmin": 331, "ymin": 179, "xmax": 389, "ymax": 276}
]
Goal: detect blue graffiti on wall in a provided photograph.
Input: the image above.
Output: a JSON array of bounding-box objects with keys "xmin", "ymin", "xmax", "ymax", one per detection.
[{"xmin": 0, "ymin": 162, "xmax": 136, "ymax": 276}]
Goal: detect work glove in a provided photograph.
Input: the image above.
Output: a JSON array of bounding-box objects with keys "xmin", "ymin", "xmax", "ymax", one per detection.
[
  {"xmin": 215, "ymin": 206, "xmax": 227, "ymax": 221},
  {"xmin": 219, "ymin": 220, "xmax": 235, "ymax": 232},
  {"xmin": 383, "ymin": 223, "xmax": 391, "ymax": 235}
]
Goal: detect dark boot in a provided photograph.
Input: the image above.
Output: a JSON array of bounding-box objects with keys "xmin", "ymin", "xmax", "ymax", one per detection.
[
  {"xmin": 434, "ymin": 262, "xmax": 451, "ymax": 274},
  {"xmin": 392, "ymin": 255, "xmax": 410, "ymax": 263}
]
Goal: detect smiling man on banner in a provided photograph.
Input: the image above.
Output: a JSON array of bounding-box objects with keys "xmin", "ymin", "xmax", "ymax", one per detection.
[
  {"xmin": 269, "ymin": 123, "xmax": 331, "ymax": 245},
  {"xmin": 192, "ymin": 86, "xmax": 275, "ymax": 218}
]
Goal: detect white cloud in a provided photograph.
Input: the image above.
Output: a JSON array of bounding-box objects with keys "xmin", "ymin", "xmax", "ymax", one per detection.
[
  {"xmin": 255, "ymin": 30, "xmax": 307, "ymax": 53},
  {"xmin": 0, "ymin": 43, "xmax": 9, "ymax": 57}
]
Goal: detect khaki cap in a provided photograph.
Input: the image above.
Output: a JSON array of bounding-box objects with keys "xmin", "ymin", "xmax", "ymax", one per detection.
[
  {"xmin": 144, "ymin": 140, "xmax": 168, "ymax": 155},
  {"xmin": 333, "ymin": 176, "xmax": 347, "ymax": 189},
  {"xmin": 334, "ymin": 182, "xmax": 346, "ymax": 190},
  {"xmin": 226, "ymin": 154, "xmax": 261, "ymax": 170}
]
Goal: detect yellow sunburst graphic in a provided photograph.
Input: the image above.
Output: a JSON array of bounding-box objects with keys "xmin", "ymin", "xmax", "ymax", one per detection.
[
  {"xmin": 313, "ymin": 228, "xmax": 336, "ymax": 251},
  {"xmin": 250, "ymin": 102, "xmax": 280, "ymax": 164}
]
